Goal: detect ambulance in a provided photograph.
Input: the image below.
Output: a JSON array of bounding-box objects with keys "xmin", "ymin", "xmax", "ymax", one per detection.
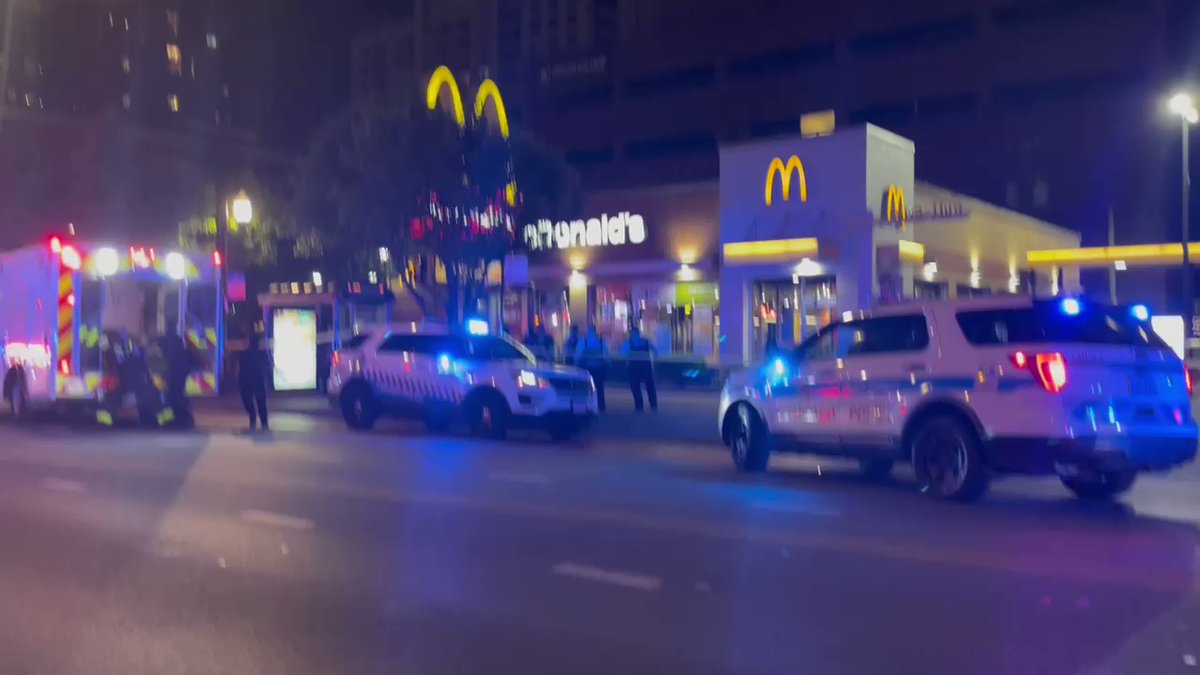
[{"xmin": 0, "ymin": 237, "xmax": 224, "ymax": 420}]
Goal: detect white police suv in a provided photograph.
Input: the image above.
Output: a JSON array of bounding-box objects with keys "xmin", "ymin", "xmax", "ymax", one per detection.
[
  {"xmin": 329, "ymin": 322, "xmax": 597, "ymax": 440},
  {"xmin": 719, "ymin": 297, "xmax": 1197, "ymax": 501}
]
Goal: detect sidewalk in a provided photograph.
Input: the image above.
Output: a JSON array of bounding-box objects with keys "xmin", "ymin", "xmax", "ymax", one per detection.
[{"xmin": 194, "ymin": 387, "xmax": 721, "ymax": 444}]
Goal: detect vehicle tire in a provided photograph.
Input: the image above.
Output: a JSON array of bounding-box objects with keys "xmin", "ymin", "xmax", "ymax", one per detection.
[
  {"xmin": 468, "ymin": 392, "xmax": 509, "ymax": 440},
  {"xmin": 548, "ymin": 421, "xmax": 579, "ymax": 442},
  {"xmin": 728, "ymin": 404, "xmax": 770, "ymax": 473},
  {"xmin": 859, "ymin": 458, "xmax": 895, "ymax": 481},
  {"xmin": 341, "ymin": 383, "xmax": 378, "ymax": 430},
  {"xmin": 911, "ymin": 415, "xmax": 988, "ymax": 501},
  {"xmin": 1061, "ymin": 471, "xmax": 1137, "ymax": 500}
]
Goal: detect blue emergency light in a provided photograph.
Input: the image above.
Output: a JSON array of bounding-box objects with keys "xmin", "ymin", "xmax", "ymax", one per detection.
[
  {"xmin": 1130, "ymin": 304, "xmax": 1150, "ymax": 322},
  {"xmin": 466, "ymin": 318, "xmax": 489, "ymax": 336},
  {"xmin": 1059, "ymin": 297, "xmax": 1081, "ymax": 316}
]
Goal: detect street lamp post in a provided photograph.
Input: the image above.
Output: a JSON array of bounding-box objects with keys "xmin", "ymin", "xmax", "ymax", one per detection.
[{"xmin": 1169, "ymin": 93, "xmax": 1198, "ymax": 350}]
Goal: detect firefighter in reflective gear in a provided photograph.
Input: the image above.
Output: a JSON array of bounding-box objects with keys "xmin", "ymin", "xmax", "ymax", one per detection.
[
  {"xmin": 574, "ymin": 324, "xmax": 608, "ymax": 412},
  {"xmin": 621, "ymin": 326, "xmax": 658, "ymax": 412},
  {"xmin": 156, "ymin": 325, "xmax": 198, "ymax": 428},
  {"xmin": 97, "ymin": 332, "xmax": 172, "ymax": 427}
]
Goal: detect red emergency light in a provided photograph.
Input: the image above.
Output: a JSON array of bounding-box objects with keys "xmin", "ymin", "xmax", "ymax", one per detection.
[
  {"xmin": 129, "ymin": 246, "xmax": 154, "ymax": 269},
  {"xmin": 212, "ymin": 250, "xmax": 223, "ymax": 267},
  {"xmin": 49, "ymin": 235, "xmax": 63, "ymax": 253}
]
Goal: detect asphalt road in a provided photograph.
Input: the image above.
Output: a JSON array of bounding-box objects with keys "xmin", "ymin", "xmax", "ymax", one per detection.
[{"xmin": 2, "ymin": 409, "xmax": 1200, "ymax": 674}]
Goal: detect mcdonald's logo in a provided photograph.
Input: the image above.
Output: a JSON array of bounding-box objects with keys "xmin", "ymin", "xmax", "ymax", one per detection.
[
  {"xmin": 884, "ymin": 184, "xmax": 907, "ymax": 230},
  {"xmin": 425, "ymin": 65, "xmax": 510, "ymax": 139},
  {"xmin": 764, "ymin": 156, "xmax": 808, "ymax": 206}
]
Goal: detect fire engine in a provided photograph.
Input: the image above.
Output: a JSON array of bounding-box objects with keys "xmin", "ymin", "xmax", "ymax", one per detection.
[{"xmin": 1, "ymin": 237, "xmax": 223, "ymax": 420}]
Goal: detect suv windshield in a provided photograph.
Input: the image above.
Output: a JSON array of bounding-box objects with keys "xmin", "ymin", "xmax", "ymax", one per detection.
[
  {"xmin": 460, "ymin": 336, "xmax": 535, "ymax": 363},
  {"xmin": 956, "ymin": 304, "xmax": 1169, "ymax": 349}
]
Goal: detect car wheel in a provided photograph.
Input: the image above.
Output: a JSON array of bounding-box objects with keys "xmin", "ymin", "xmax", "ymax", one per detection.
[
  {"xmin": 911, "ymin": 415, "xmax": 988, "ymax": 501},
  {"xmin": 729, "ymin": 404, "xmax": 770, "ymax": 472},
  {"xmin": 1061, "ymin": 471, "xmax": 1137, "ymax": 499},
  {"xmin": 424, "ymin": 414, "xmax": 452, "ymax": 434},
  {"xmin": 858, "ymin": 458, "xmax": 894, "ymax": 480},
  {"xmin": 341, "ymin": 384, "xmax": 378, "ymax": 430},
  {"xmin": 548, "ymin": 421, "xmax": 579, "ymax": 442},
  {"xmin": 469, "ymin": 393, "xmax": 509, "ymax": 440}
]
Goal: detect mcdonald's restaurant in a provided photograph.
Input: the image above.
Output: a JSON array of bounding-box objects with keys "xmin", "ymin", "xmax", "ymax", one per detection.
[{"xmin": 516, "ymin": 123, "xmax": 1081, "ymax": 367}]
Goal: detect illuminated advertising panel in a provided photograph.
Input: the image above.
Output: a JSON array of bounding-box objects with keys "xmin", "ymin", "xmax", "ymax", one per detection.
[{"xmin": 272, "ymin": 308, "xmax": 317, "ymax": 391}]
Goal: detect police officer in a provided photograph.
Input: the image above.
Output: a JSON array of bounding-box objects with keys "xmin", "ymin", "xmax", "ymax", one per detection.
[
  {"xmin": 563, "ymin": 325, "xmax": 581, "ymax": 366},
  {"xmin": 238, "ymin": 333, "xmax": 271, "ymax": 432},
  {"xmin": 622, "ymin": 326, "xmax": 658, "ymax": 412},
  {"xmin": 573, "ymin": 324, "xmax": 608, "ymax": 412},
  {"xmin": 157, "ymin": 325, "xmax": 196, "ymax": 428}
]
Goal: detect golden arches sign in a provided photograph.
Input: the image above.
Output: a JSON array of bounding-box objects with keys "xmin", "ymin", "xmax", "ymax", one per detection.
[
  {"xmin": 885, "ymin": 184, "xmax": 907, "ymax": 231},
  {"xmin": 764, "ymin": 155, "xmax": 808, "ymax": 206},
  {"xmin": 425, "ymin": 65, "xmax": 510, "ymax": 139}
]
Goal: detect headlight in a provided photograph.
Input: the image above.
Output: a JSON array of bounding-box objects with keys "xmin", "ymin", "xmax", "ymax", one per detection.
[{"xmin": 518, "ymin": 370, "xmax": 550, "ymax": 389}]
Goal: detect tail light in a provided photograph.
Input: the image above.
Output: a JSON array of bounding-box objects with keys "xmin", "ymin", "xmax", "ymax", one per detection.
[
  {"xmin": 212, "ymin": 250, "xmax": 223, "ymax": 268},
  {"xmin": 1185, "ymin": 367, "xmax": 1194, "ymax": 396},
  {"xmin": 58, "ymin": 357, "xmax": 71, "ymax": 376},
  {"xmin": 331, "ymin": 351, "xmax": 341, "ymax": 366},
  {"xmin": 1010, "ymin": 351, "xmax": 1067, "ymax": 393}
]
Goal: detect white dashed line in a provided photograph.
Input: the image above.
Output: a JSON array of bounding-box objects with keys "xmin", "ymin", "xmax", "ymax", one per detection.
[
  {"xmin": 488, "ymin": 470, "xmax": 551, "ymax": 486},
  {"xmin": 42, "ymin": 478, "xmax": 86, "ymax": 493},
  {"xmin": 240, "ymin": 510, "xmax": 314, "ymax": 531},
  {"xmin": 551, "ymin": 562, "xmax": 662, "ymax": 591},
  {"xmin": 751, "ymin": 501, "xmax": 842, "ymax": 517}
]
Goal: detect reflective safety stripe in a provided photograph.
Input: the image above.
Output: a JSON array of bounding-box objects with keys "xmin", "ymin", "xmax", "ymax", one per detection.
[
  {"xmin": 363, "ymin": 369, "xmax": 464, "ymax": 403},
  {"xmin": 95, "ymin": 410, "xmax": 113, "ymax": 426}
]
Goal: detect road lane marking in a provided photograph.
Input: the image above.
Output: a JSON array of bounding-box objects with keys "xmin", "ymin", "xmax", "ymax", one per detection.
[
  {"xmin": 751, "ymin": 500, "xmax": 842, "ymax": 517},
  {"xmin": 552, "ymin": 562, "xmax": 662, "ymax": 591},
  {"xmin": 240, "ymin": 510, "xmax": 314, "ymax": 531},
  {"xmin": 42, "ymin": 478, "xmax": 86, "ymax": 493},
  {"xmin": 488, "ymin": 470, "xmax": 551, "ymax": 485}
]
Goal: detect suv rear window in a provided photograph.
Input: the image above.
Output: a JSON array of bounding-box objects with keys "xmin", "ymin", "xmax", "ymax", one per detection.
[{"xmin": 956, "ymin": 305, "xmax": 1169, "ymax": 349}]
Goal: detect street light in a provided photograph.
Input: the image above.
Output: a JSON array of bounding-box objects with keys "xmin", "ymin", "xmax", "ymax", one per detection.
[
  {"xmin": 230, "ymin": 191, "xmax": 253, "ymax": 227},
  {"xmin": 1169, "ymin": 92, "xmax": 1198, "ymax": 349}
]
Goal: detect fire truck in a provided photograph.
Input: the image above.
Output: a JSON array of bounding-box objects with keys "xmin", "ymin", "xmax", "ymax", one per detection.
[{"xmin": 0, "ymin": 237, "xmax": 224, "ymax": 420}]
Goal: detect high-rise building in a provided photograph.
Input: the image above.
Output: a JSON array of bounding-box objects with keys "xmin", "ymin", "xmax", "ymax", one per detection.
[{"xmin": 0, "ymin": 0, "xmax": 231, "ymax": 129}]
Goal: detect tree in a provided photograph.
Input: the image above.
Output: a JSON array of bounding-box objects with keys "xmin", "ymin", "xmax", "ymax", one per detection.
[
  {"xmin": 295, "ymin": 98, "xmax": 578, "ymax": 322},
  {"xmin": 177, "ymin": 170, "xmax": 316, "ymax": 269}
]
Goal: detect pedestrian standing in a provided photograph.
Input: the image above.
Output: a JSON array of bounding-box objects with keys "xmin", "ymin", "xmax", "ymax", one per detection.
[
  {"xmin": 237, "ymin": 334, "xmax": 270, "ymax": 432},
  {"xmin": 622, "ymin": 326, "xmax": 658, "ymax": 412},
  {"xmin": 574, "ymin": 324, "xmax": 608, "ymax": 412}
]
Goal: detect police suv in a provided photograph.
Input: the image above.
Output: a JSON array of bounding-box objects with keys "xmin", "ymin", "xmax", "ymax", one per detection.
[
  {"xmin": 328, "ymin": 322, "xmax": 598, "ymax": 439},
  {"xmin": 719, "ymin": 297, "xmax": 1197, "ymax": 501}
]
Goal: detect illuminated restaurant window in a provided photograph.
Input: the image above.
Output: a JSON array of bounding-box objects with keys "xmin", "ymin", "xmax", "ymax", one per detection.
[
  {"xmin": 167, "ymin": 93, "xmax": 180, "ymax": 112},
  {"xmin": 121, "ymin": 56, "xmax": 131, "ymax": 73},
  {"xmin": 206, "ymin": 33, "xmax": 219, "ymax": 50}
]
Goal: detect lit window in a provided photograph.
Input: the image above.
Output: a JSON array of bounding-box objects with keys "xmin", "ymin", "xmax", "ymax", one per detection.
[
  {"xmin": 122, "ymin": 93, "xmax": 131, "ymax": 110},
  {"xmin": 214, "ymin": 109, "xmax": 221, "ymax": 124},
  {"xmin": 124, "ymin": 17, "xmax": 129, "ymax": 31},
  {"xmin": 166, "ymin": 10, "xmax": 179, "ymax": 36},
  {"xmin": 206, "ymin": 33, "xmax": 218, "ymax": 49},
  {"xmin": 166, "ymin": 44, "xmax": 181, "ymax": 76},
  {"xmin": 108, "ymin": 11, "xmax": 113, "ymax": 27},
  {"xmin": 221, "ymin": 83, "xmax": 229, "ymax": 98},
  {"xmin": 121, "ymin": 56, "xmax": 130, "ymax": 73},
  {"xmin": 22, "ymin": 93, "xmax": 30, "ymax": 107},
  {"xmin": 167, "ymin": 94, "xmax": 179, "ymax": 112}
]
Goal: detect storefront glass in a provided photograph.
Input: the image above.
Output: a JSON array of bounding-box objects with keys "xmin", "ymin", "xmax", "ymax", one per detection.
[{"xmin": 751, "ymin": 277, "xmax": 837, "ymax": 359}]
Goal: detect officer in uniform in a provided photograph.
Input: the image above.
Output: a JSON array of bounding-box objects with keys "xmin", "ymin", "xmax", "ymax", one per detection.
[
  {"xmin": 573, "ymin": 324, "xmax": 608, "ymax": 412},
  {"xmin": 622, "ymin": 326, "xmax": 658, "ymax": 412}
]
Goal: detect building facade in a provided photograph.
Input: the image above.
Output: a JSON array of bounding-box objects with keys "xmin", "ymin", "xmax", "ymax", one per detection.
[{"xmin": 520, "ymin": 124, "xmax": 1080, "ymax": 366}]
